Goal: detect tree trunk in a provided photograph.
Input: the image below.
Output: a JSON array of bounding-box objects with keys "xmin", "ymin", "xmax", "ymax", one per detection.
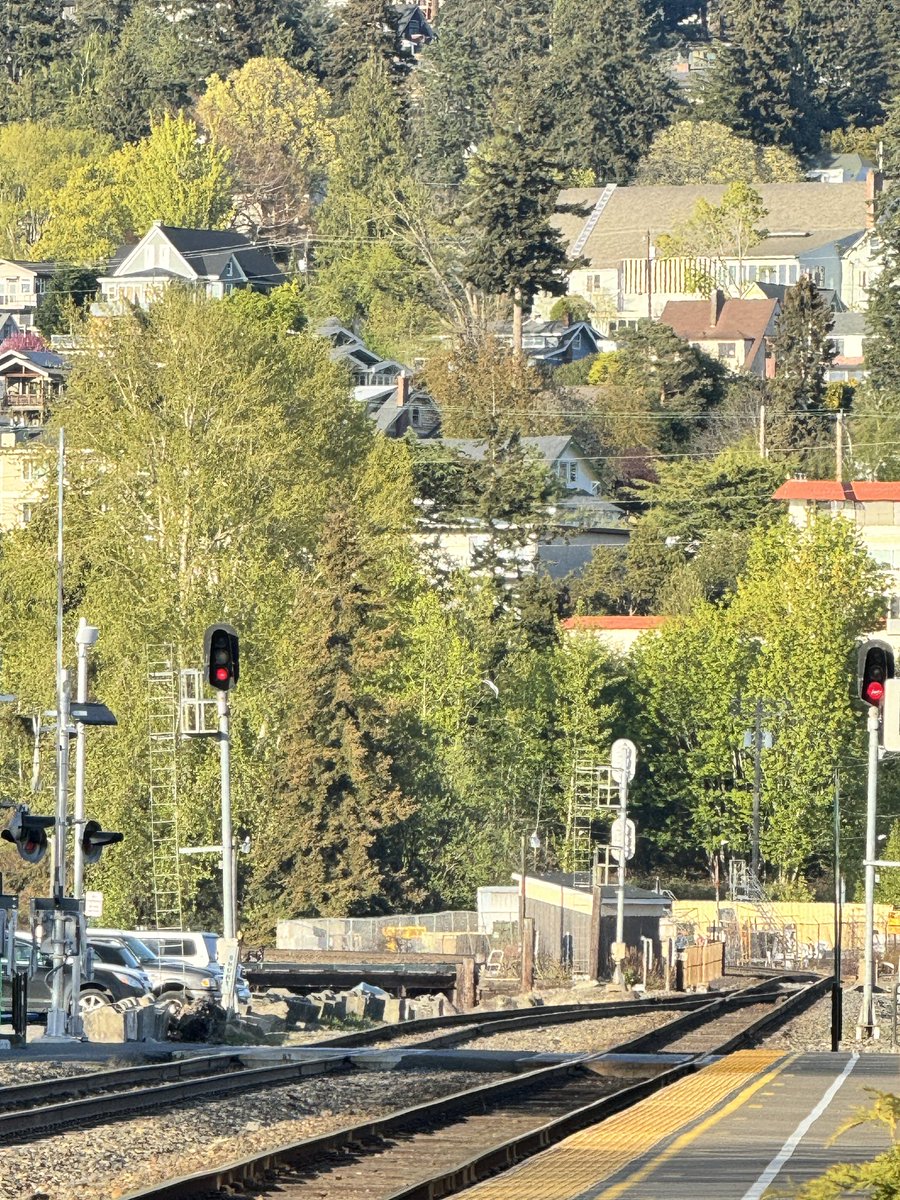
[{"xmin": 512, "ymin": 290, "xmax": 523, "ymax": 356}]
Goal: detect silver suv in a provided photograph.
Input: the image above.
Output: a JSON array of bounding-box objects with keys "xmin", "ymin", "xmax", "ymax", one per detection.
[
  {"xmin": 100, "ymin": 929, "xmax": 251, "ymax": 1006},
  {"xmin": 87, "ymin": 934, "xmax": 223, "ymax": 1012}
]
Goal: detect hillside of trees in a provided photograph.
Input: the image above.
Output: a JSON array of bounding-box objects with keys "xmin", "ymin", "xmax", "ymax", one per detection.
[{"xmin": 0, "ymin": 0, "xmax": 899, "ymax": 926}]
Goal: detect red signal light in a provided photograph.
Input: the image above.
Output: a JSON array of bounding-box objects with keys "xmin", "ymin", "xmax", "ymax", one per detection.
[
  {"xmin": 215, "ymin": 667, "xmax": 229, "ymax": 682},
  {"xmin": 866, "ymin": 680, "xmax": 885, "ymax": 704}
]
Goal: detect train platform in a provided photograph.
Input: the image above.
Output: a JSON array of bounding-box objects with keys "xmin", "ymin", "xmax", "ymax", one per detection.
[{"xmin": 462, "ymin": 1049, "xmax": 900, "ymax": 1199}]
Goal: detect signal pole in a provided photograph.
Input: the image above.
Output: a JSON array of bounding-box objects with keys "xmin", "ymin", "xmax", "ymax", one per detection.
[
  {"xmin": 218, "ymin": 689, "xmax": 235, "ymax": 941},
  {"xmin": 857, "ymin": 703, "xmax": 881, "ymax": 1039}
]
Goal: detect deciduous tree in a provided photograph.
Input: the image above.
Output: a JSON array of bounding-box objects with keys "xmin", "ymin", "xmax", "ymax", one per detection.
[
  {"xmin": 636, "ymin": 121, "xmax": 803, "ymax": 186},
  {"xmin": 196, "ymin": 57, "xmax": 334, "ymax": 240}
]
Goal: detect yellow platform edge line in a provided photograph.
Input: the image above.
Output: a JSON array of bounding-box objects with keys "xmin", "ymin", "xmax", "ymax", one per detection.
[{"xmin": 463, "ymin": 1049, "xmax": 790, "ymax": 1200}]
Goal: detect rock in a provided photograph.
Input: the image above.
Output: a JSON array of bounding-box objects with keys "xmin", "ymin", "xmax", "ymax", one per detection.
[
  {"xmin": 170, "ymin": 997, "xmax": 227, "ymax": 1043},
  {"xmin": 381, "ymin": 997, "xmax": 406, "ymax": 1023}
]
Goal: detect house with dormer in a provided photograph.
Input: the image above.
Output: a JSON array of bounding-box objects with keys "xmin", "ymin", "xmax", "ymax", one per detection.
[
  {"xmin": 549, "ymin": 176, "xmax": 883, "ymax": 328},
  {"xmin": 94, "ymin": 223, "xmax": 286, "ymax": 314}
]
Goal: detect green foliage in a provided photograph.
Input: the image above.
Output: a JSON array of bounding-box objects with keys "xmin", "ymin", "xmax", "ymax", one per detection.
[
  {"xmin": 697, "ymin": 0, "xmax": 818, "ymax": 155},
  {"xmin": 657, "ymin": 182, "xmax": 768, "ymax": 297},
  {"xmin": 854, "ymin": 188, "xmax": 900, "ymax": 478},
  {"xmin": 196, "ymin": 56, "xmax": 335, "ymax": 239},
  {"xmin": 0, "ymin": 289, "xmax": 370, "ymax": 925},
  {"xmin": 636, "ymin": 121, "xmax": 803, "ymax": 186},
  {"xmin": 34, "ymin": 267, "xmax": 99, "ymax": 339},
  {"xmin": 326, "ymin": 0, "xmax": 410, "ymax": 102},
  {"xmin": 464, "ymin": 83, "xmax": 572, "ymax": 343},
  {"xmin": 117, "ymin": 112, "xmax": 234, "ymax": 231},
  {"xmin": 548, "ymin": 0, "xmax": 675, "ymax": 183},
  {"xmin": 767, "ymin": 276, "xmax": 835, "ymax": 458},
  {"xmin": 789, "ymin": 1090, "xmax": 900, "ymax": 1198},
  {"xmin": 586, "ymin": 321, "xmax": 726, "ymax": 453}
]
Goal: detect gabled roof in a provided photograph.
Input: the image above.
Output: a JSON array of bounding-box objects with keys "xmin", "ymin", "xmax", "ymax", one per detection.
[
  {"xmin": 773, "ymin": 480, "xmax": 900, "ymax": 502},
  {"xmin": 0, "ymin": 259, "xmax": 56, "ymax": 274},
  {"xmin": 441, "ymin": 435, "xmax": 577, "ymax": 464},
  {"xmin": 0, "ymin": 348, "xmax": 68, "ymax": 375},
  {"xmin": 108, "ymin": 223, "xmax": 286, "ymax": 287},
  {"xmin": 744, "ymin": 282, "xmax": 843, "ymax": 311},
  {"xmin": 831, "ymin": 311, "xmax": 866, "ymax": 336},
  {"xmin": 556, "ymin": 182, "xmax": 871, "ymax": 268},
  {"xmin": 660, "ymin": 297, "xmax": 778, "ymax": 342}
]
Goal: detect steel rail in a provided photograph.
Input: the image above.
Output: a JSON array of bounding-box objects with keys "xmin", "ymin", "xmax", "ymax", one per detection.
[
  {"xmin": 115, "ymin": 973, "xmax": 829, "ymax": 1200},
  {"xmin": 0, "ymin": 1050, "xmax": 356, "ymax": 1140}
]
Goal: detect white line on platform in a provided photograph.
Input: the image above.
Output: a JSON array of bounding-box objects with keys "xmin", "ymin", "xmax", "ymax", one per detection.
[{"xmin": 739, "ymin": 1053, "xmax": 860, "ymax": 1200}]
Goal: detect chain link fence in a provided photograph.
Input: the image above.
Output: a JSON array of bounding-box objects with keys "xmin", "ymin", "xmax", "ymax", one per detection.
[{"xmin": 276, "ymin": 911, "xmax": 491, "ymax": 958}]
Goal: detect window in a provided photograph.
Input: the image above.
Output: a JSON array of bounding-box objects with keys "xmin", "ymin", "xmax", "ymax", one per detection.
[
  {"xmin": 746, "ymin": 265, "xmax": 757, "ymax": 281},
  {"xmin": 21, "ymin": 459, "xmax": 32, "ymax": 481},
  {"xmin": 558, "ymin": 461, "xmax": 577, "ymax": 484},
  {"xmin": 20, "ymin": 279, "xmax": 30, "ymax": 295},
  {"xmin": 833, "ymin": 339, "xmax": 844, "ymax": 356},
  {"xmin": 718, "ymin": 342, "xmax": 736, "ymax": 359},
  {"xmin": 411, "ymin": 406, "xmax": 421, "ymax": 426},
  {"xmin": 21, "ymin": 504, "xmax": 32, "ymax": 524},
  {"xmin": 224, "ymin": 261, "xmax": 233, "ymax": 278},
  {"xmin": 788, "ymin": 265, "xmax": 798, "ymax": 283}
]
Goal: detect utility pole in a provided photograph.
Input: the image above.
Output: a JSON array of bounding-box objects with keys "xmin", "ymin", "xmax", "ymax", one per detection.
[
  {"xmin": 836, "ymin": 411, "xmax": 844, "ymax": 483},
  {"xmin": 758, "ymin": 404, "xmax": 766, "ymax": 459},
  {"xmin": 646, "ymin": 230, "xmax": 653, "ymax": 321}
]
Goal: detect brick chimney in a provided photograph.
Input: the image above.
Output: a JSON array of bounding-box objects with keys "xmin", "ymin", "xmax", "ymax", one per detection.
[
  {"xmin": 709, "ymin": 288, "xmax": 724, "ymax": 328},
  {"xmin": 396, "ymin": 371, "xmax": 410, "ymax": 407},
  {"xmin": 866, "ymin": 168, "xmax": 884, "ymax": 230}
]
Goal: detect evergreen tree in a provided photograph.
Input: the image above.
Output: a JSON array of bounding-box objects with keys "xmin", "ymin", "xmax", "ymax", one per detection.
[
  {"xmin": 0, "ymin": 0, "xmax": 68, "ymax": 83},
  {"xmin": 326, "ymin": 0, "xmax": 409, "ymax": 102},
  {"xmin": 547, "ymin": 0, "xmax": 674, "ymax": 183},
  {"xmin": 790, "ymin": 0, "xmax": 888, "ymax": 133},
  {"xmin": 766, "ymin": 277, "xmax": 835, "ymax": 459},
  {"xmin": 260, "ymin": 501, "xmax": 419, "ymax": 918},
  {"xmin": 34, "ymin": 266, "xmax": 99, "ymax": 338},
  {"xmin": 416, "ymin": 0, "xmax": 552, "ymax": 191},
  {"xmin": 464, "ymin": 85, "xmax": 571, "ymax": 353},
  {"xmin": 853, "ymin": 189, "xmax": 900, "ymax": 478},
  {"xmin": 89, "ymin": 0, "xmax": 190, "ymax": 141},
  {"xmin": 698, "ymin": 0, "xmax": 818, "ymax": 156}
]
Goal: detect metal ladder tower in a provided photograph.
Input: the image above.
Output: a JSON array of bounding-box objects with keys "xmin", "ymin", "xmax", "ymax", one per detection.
[
  {"xmin": 566, "ymin": 756, "xmax": 618, "ymax": 886},
  {"xmin": 146, "ymin": 645, "xmax": 183, "ymax": 929},
  {"xmin": 728, "ymin": 860, "xmax": 790, "ymax": 965}
]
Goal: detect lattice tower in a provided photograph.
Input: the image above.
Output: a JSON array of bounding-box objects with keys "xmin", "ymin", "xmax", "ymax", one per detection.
[{"xmin": 146, "ymin": 645, "xmax": 183, "ymax": 929}]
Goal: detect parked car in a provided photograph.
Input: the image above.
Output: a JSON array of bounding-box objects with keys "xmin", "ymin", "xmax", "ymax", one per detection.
[
  {"xmin": 91, "ymin": 928, "xmax": 251, "ymax": 1007},
  {"xmin": 87, "ymin": 934, "xmax": 224, "ymax": 1013},
  {"xmin": 2, "ymin": 935, "xmax": 152, "ymax": 1017}
]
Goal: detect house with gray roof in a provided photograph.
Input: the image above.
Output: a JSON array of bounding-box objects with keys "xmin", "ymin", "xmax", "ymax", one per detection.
[
  {"xmin": 429, "ymin": 437, "xmax": 627, "ymax": 577},
  {"xmin": 94, "ymin": 222, "xmax": 286, "ymax": 314},
  {"xmin": 549, "ymin": 176, "xmax": 883, "ymax": 327},
  {"xmin": 0, "ymin": 348, "xmax": 69, "ymax": 425},
  {"xmin": 315, "ymin": 318, "xmax": 440, "ymax": 438}
]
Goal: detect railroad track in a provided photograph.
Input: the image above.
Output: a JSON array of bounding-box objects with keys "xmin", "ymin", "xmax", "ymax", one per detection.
[
  {"xmin": 0, "ymin": 979, "xmax": 783, "ymax": 1142},
  {"xmin": 111, "ymin": 972, "xmax": 830, "ymax": 1200}
]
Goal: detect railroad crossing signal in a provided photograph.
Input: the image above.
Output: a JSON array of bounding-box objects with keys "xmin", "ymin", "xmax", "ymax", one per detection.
[
  {"xmin": 1, "ymin": 807, "xmax": 54, "ymax": 864},
  {"xmin": 80, "ymin": 820, "xmax": 123, "ymax": 866}
]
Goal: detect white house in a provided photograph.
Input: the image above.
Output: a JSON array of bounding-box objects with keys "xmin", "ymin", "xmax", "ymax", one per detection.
[
  {"xmin": 549, "ymin": 177, "xmax": 883, "ymax": 328},
  {"xmin": 94, "ymin": 222, "xmax": 286, "ymax": 313},
  {"xmin": 0, "ymin": 259, "xmax": 56, "ymax": 338}
]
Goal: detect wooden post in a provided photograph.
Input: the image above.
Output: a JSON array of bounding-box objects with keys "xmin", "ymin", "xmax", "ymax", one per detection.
[
  {"xmin": 589, "ymin": 874, "xmax": 603, "ymax": 981},
  {"xmin": 522, "ymin": 917, "xmax": 535, "ymax": 993},
  {"xmin": 456, "ymin": 956, "xmax": 476, "ymax": 1010}
]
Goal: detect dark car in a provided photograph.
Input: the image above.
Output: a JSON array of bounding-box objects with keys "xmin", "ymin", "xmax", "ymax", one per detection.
[
  {"xmin": 88, "ymin": 934, "xmax": 225, "ymax": 1012},
  {"xmin": 2, "ymin": 935, "xmax": 152, "ymax": 1018}
]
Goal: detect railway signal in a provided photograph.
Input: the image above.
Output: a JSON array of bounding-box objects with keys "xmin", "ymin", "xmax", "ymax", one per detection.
[
  {"xmin": 204, "ymin": 624, "xmax": 239, "ymax": 692},
  {"xmin": 1, "ymin": 807, "xmax": 54, "ymax": 864},
  {"xmin": 80, "ymin": 820, "xmax": 123, "ymax": 866},
  {"xmin": 858, "ymin": 639, "xmax": 894, "ymax": 707}
]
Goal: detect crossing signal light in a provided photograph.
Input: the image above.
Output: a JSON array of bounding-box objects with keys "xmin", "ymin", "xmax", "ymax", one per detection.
[
  {"xmin": 1, "ymin": 808, "xmax": 54, "ymax": 864},
  {"xmin": 858, "ymin": 639, "xmax": 895, "ymax": 707},
  {"xmin": 81, "ymin": 820, "xmax": 123, "ymax": 865},
  {"xmin": 204, "ymin": 623, "xmax": 239, "ymax": 692}
]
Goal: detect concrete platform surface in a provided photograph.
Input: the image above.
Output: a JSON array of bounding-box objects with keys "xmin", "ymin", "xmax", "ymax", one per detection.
[{"xmin": 461, "ymin": 1050, "xmax": 900, "ymax": 1199}]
